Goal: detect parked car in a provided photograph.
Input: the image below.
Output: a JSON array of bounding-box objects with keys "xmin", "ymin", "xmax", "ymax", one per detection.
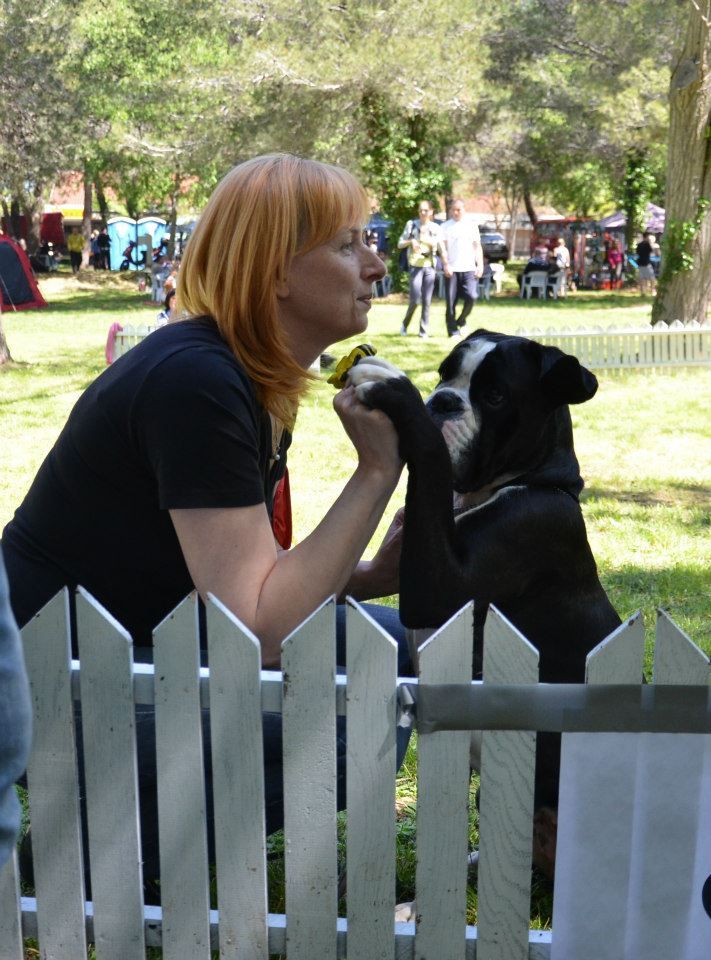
[{"xmin": 480, "ymin": 230, "xmax": 510, "ymax": 263}]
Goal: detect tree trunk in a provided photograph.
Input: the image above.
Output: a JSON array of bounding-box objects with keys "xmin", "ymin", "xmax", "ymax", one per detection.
[
  {"xmin": 94, "ymin": 175, "xmax": 110, "ymax": 227},
  {"xmin": 82, "ymin": 171, "xmax": 93, "ymax": 268},
  {"xmin": 505, "ymin": 188, "xmax": 521, "ymax": 258},
  {"xmin": 21, "ymin": 185, "xmax": 44, "ymax": 255},
  {"xmin": 522, "ymin": 184, "xmax": 538, "ymax": 233},
  {"xmin": 10, "ymin": 198, "xmax": 22, "ymax": 241},
  {"xmin": 168, "ymin": 173, "xmax": 180, "ymax": 259},
  {"xmin": 653, "ymin": 2, "xmax": 711, "ymax": 325},
  {"xmin": 0, "ymin": 311, "xmax": 13, "ymax": 365}
]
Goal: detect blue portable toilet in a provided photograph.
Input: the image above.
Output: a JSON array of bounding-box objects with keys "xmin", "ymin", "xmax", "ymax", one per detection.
[{"xmin": 106, "ymin": 216, "xmax": 168, "ymax": 270}]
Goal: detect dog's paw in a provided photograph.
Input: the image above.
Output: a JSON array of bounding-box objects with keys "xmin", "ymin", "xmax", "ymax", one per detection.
[
  {"xmin": 394, "ymin": 899, "xmax": 416, "ymax": 923},
  {"xmin": 347, "ymin": 356, "xmax": 406, "ymax": 402}
]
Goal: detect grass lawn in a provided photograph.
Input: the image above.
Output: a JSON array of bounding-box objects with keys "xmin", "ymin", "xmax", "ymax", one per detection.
[{"xmin": 3, "ymin": 269, "xmax": 710, "ymax": 939}]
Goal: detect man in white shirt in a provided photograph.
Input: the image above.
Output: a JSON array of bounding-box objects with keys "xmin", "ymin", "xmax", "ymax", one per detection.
[{"xmin": 441, "ymin": 199, "xmax": 484, "ymax": 337}]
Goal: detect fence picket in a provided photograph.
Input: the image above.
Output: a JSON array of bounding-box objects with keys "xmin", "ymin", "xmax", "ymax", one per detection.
[
  {"xmin": 0, "ymin": 850, "xmax": 24, "ymax": 960},
  {"xmin": 207, "ymin": 594, "xmax": 269, "ymax": 960},
  {"xmin": 76, "ymin": 588, "xmax": 146, "ymax": 959},
  {"xmin": 415, "ymin": 604, "xmax": 473, "ymax": 960},
  {"xmin": 282, "ymin": 599, "xmax": 339, "ymax": 959},
  {"xmin": 477, "ymin": 607, "xmax": 538, "ymax": 960},
  {"xmin": 154, "ymin": 595, "xmax": 212, "ymax": 960},
  {"xmin": 22, "ymin": 589, "xmax": 88, "ymax": 959},
  {"xmin": 551, "ymin": 615, "xmax": 645, "ymax": 960},
  {"xmin": 654, "ymin": 609, "xmax": 710, "ymax": 684},
  {"xmin": 585, "ymin": 611, "xmax": 644, "ymax": 684},
  {"xmin": 345, "ymin": 601, "xmax": 398, "ymax": 960}
]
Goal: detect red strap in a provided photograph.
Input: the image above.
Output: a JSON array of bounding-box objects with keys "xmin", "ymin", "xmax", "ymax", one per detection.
[{"xmin": 271, "ymin": 469, "xmax": 292, "ymax": 550}]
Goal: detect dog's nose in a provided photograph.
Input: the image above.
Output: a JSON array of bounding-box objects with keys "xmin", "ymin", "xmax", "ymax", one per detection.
[{"xmin": 427, "ymin": 390, "xmax": 464, "ymax": 416}]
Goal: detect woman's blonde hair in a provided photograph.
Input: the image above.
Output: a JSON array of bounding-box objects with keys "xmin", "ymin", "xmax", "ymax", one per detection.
[{"xmin": 178, "ymin": 154, "xmax": 370, "ymax": 426}]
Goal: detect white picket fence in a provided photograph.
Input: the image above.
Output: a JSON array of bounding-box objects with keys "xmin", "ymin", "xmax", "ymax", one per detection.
[
  {"xmin": 1, "ymin": 589, "xmax": 709, "ymax": 959},
  {"xmin": 518, "ymin": 319, "xmax": 711, "ymax": 369},
  {"xmin": 113, "ymin": 323, "xmax": 159, "ymax": 360},
  {"xmin": 110, "ymin": 325, "xmax": 321, "ymax": 372}
]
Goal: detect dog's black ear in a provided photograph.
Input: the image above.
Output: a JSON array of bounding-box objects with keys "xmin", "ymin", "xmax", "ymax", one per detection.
[{"xmin": 540, "ymin": 350, "xmax": 598, "ymax": 406}]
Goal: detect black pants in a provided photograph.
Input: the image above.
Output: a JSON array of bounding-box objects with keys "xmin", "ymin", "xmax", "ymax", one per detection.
[{"xmin": 445, "ymin": 271, "xmax": 478, "ymax": 335}]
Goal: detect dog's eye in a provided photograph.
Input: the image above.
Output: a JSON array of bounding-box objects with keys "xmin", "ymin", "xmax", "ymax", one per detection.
[{"xmin": 482, "ymin": 387, "xmax": 505, "ymax": 407}]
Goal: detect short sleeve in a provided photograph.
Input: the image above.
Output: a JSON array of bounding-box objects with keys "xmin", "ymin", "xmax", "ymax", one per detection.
[{"xmin": 134, "ymin": 346, "xmax": 268, "ymax": 510}]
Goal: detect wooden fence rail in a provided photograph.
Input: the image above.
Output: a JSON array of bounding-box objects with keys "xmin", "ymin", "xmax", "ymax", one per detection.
[{"xmin": 0, "ymin": 591, "xmax": 709, "ymax": 958}]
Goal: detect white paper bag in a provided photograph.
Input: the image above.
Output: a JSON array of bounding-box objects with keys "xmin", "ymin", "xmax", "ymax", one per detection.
[{"xmin": 551, "ymin": 732, "xmax": 711, "ymax": 960}]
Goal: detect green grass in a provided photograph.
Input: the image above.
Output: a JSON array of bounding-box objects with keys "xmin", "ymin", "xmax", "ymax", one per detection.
[{"xmin": 4, "ymin": 271, "xmax": 710, "ymax": 940}]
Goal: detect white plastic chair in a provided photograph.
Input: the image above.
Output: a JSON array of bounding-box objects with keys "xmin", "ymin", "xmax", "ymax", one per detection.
[
  {"xmin": 546, "ymin": 271, "xmax": 566, "ymax": 300},
  {"xmin": 520, "ymin": 271, "xmax": 548, "ymax": 300}
]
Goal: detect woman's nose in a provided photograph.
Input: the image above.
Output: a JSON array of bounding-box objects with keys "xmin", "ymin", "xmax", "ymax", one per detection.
[{"xmin": 363, "ymin": 245, "xmax": 386, "ymax": 280}]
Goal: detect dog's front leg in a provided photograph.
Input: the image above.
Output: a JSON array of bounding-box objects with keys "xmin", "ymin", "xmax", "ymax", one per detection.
[{"xmin": 349, "ymin": 360, "xmax": 470, "ymax": 628}]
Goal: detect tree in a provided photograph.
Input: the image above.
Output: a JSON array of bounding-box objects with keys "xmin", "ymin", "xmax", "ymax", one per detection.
[
  {"xmin": 475, "ymin": 1, "xmax": 675, "ymax": 225},
  {"xmin": 653, "ymin": 0, "xmax": 711, "ymax": 324},
  {"xmin": 0, "ymin": 2, "xmax": 81, "ymax": 251}
]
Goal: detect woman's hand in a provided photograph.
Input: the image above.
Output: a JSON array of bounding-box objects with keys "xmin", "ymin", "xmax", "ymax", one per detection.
[{"xmin": 333, "ymin": 384, "xmax": 402, "ymax": 482}]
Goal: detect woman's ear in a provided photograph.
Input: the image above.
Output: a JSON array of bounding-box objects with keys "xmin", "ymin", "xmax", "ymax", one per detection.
[{"xmin": 275, "ymin": 277, "xmax": 290, "ymax": 299}]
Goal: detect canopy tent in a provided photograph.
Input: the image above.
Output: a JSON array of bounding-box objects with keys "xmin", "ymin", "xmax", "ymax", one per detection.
[
  {"xmin": 0, "ymin": 237, "xmax": 47, "ymax": 311},
  {"xmin": 597, "ymin": 203, "xmax": 665, "ymax": 234}
]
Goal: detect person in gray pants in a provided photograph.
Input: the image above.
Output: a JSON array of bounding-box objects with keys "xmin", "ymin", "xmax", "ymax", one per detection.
[
  {"xmin": 398, "ymin": 200, "xmax": 449, "ymax": 338},
  {"xmin": 0, "ymin": 547, "xmax": 31, "ymax": 868}
]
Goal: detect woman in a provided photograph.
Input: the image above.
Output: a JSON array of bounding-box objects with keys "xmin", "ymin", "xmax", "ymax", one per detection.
[
  {"xmin": 3, "ymin": 154, "xmax": 410, "ymax": 891},
  {"xmin": 3, "ymin": 154, "xmax": 404, "ymax": 656},
  {"xmin": 155, "ymin": 287, "xmax": 178, "ymax": 325}
]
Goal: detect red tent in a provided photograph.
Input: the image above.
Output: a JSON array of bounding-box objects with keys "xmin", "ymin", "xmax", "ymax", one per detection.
[{"xmin": 0, "ymin": 236, "xmax": 47, "ymax": 310}]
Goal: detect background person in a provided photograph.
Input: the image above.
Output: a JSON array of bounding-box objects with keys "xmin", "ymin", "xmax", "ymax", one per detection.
[
  {"xmin": 66, "ymin": 228, "xmax": 84, "ymax": 274},
  {"xmin": 155, "ymin": 288, "xmax": 178, "ymax": 325},
  {"xmin": 398, "ymin": 200, "xmax": 449, "ymax": 338},
  {"xmin": 635, "ymin": 231, "xmax": 657, "ymax": 296},
  {"xmin": 441, "ymin": 199, "xmax": 484, "ymax": 338},
  {"xmin": 2, "ymin": 153, "xmax": 412, "ymax": 894}
]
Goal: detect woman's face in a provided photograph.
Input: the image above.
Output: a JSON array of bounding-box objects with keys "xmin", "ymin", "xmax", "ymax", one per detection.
[{"xmin": 277, "ymin": 225, "xmax": 385, "ymax": 364}]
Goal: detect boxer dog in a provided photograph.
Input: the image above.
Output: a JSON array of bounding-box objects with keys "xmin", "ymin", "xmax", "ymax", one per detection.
[{"xmin": 348, "ymin": 329, "xmax": 621, "ymax": 887}]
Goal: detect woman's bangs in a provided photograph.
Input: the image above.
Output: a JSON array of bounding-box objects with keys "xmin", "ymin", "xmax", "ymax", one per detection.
[{"xmin": 298, "ymin": 165, "xmax": 370, "ymax": 252}]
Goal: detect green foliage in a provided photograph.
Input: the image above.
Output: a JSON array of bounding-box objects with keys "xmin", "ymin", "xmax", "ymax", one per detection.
[
  {"xmin": 617, "ymin": 149, "xmax": 658, "ymax": 245},
  {"xmin": 359, "ymin": 92, "xmax": 456, "ymax": 288}
]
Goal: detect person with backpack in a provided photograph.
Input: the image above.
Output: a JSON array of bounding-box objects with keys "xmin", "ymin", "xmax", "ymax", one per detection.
[{"xmin": 397, "ymin": 200, "xmax": 449, "ymax": 338}]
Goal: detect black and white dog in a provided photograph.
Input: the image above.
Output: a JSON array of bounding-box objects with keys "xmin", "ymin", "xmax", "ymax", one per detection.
[{"xmin": 349, "ymin": 329, "xmax": 621, "ymax": 878}]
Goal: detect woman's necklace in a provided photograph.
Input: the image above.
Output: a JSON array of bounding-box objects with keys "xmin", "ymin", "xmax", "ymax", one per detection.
[{"xmin": 269, "ymin": 413, "xmax": 284, "ymax": 462}]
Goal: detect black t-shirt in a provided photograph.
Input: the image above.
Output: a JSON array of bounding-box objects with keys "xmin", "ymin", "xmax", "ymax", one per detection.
[
  {"xmin": 635, "ymin": 239, "xmax": 652, "ymax": 266},
  {"xmin": 1, "ymin": 318, "xmax": 290, "ymax": 646}
]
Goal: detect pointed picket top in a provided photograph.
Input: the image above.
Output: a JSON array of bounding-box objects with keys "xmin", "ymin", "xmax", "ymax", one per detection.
[
  {"xmin": 483, "ymin": 604, "xmax": 539, "ymax": 684},
  {"xmin": 585, "ymin": 611, "xmax": 644, "ymax": 685},
  {"xmin": 654, "ymin": 609, "xmax": 710, "ymax": 685},
  {"xmin": 76, "ymin": 584, "xmax": 133, "ymax": 644},
  {"xmin": 417, "ymin": 601, "xmax": 474, "ymax": 679},
  {"xmin": 652, "ymin": 320, "xmax": 669, "ymax": 330}
]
